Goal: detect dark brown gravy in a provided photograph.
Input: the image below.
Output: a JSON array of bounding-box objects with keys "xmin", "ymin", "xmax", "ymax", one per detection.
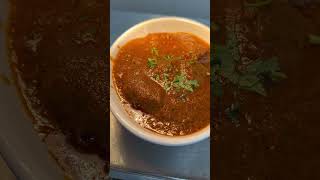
[
  {"xmin": 213, "ymin": 0, "xmax": 320, "ymax": 179},
  {"xmin": 8, "ymin": 0, "xmax": 108, "ymax": 167},
  {"xmin": 113, "ymin": 33, "xmax": 210, "ymax": 136}
]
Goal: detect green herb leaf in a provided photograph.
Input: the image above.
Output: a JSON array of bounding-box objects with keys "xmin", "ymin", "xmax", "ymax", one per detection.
[
  {"xmin": 214, "ymin": 32, "xmax": 286, "ymax": 96},
  {"xmin": 270, "ymin": 72, "xmax": 287, "ymax": 81},
  {"xmin": 213, "ymin": 18, "xmax": 286, "ymax": 123},
  {"xmin": 308, "ymin": 34, "xmax": 320, "ymax": 45},
  {"xmin": 240, "ymin": 77, "xmax": 267, "ymax": 96},
  {"xmin": 189, "ymin": 60, "xmax": 196, "ymax": 65},
  {"xmin": 151, "ymin": 47, "xmax": 159, "ymax": 56},
  {"xmin": 152, "ymin": 74, "xmax": 160, "ymax": 81},
  {"xmin": 189, "ymin": 80, "xmax": 199, "ymax": 88},
  {"xmin": 164, "ymin": 82, "xmax": 171, "ymax": 92},
  {"xmin": 246, "ymin": 57, "xmax": 287, "ymax": 83},
  {"xmin": 172, "ymin": 73, "xmax": 199, "ymax": 92},
  {"xmin": 147, "ymin": 58, "xmax": 157, "ymax": 68},
  {"xmin": 164, "ymin": 54, "xmax": 173, "ymax": 61},
  {"xmin": 163, "ymin": 73, "xmax": 169, "ymax": 81},
  {"xmin": 215, "ymin": 45, "xmax": 237, "ymax": 80}
]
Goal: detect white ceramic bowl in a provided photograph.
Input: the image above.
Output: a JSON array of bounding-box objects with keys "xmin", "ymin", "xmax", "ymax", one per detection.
[{"xmin": 110, "ymin": 17, "xmax": 210, "ymax": 146}]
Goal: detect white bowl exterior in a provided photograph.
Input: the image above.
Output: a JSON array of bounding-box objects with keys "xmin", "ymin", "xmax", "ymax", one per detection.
[{"xmin": 110, "ymin": 17, "xmax": 210, "ymax": 146}]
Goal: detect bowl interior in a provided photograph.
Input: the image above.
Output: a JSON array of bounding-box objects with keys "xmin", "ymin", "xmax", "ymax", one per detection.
[{"xmin": 110, "ymin": 17, "xmax": 210, "ymax": 146}]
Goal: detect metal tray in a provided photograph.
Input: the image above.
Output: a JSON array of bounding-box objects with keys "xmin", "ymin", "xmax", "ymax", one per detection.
[{"xmin": 110, "ymin": 9, "xmax": 210, "ymax": 180}]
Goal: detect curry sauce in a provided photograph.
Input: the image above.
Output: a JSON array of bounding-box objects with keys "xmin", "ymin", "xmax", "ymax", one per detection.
[
  {"xmin": 113, "ymin": 33, "xmax": 210, "ymax": 136},
  {"xmin": 8, "ymin": 0, "xmax": 108, "ymax": 178},
  {"xmin": 212, "ymin": 0, "xmax": 320, "ymax": 179}
]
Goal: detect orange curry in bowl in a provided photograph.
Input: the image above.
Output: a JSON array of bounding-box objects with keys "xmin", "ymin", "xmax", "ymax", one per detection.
[{"xmin": 112, "ymin": 32, "xmax": 210, "ymax": 136}]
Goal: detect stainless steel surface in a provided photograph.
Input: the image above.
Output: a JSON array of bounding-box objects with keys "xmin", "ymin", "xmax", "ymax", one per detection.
[
  {"xmin": 110, "ymin": 112, "xmax": 210, "ymax": 180},
  {"xmin": 0, "ymin": 154, "xmax": 16, "ymax": 180},
  {"xmin": 110, "ymin": 166, "xmax": 187, "ymax": 180}
]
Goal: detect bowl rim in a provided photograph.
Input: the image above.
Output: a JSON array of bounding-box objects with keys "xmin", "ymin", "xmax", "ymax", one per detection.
[{"xmin": 110, "ymin": 16, "xmax": 210, "ymax": 146}]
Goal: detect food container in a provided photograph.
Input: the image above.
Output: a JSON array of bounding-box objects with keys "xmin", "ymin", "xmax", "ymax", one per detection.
[
  {"xmin": 110, "ymin": 2, "xmax": 210, "ymax": 178},
  {"xmin": 110, "ymin": 17, "xmax": 210, "ymax": 146}
]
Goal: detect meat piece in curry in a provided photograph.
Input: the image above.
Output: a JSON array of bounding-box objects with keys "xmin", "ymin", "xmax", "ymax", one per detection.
[{"xmin": 113, "ymin": 32, "xmax": 210, "ymax": 136}]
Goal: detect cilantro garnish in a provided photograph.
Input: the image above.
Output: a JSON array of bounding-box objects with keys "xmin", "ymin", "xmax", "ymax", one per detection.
[
  {"xmin": 151, "ymin": 47, "xmax": 159, "ymax": 56},
  {"xmin": 148, "ymin": 47, "xmax": 159, "ymax": 68},
  {"xmin": 164, "ymin": 82, "xmax": 171, "ymax": 92},
  {"xmin": 189, "ymin": 60, "xmax": 196, "ymax": 65},
  {"xmin": 172, "ymin": 73, "xmax": 199, "ymax": 92},
  {"xmin": 213, "ymin": 32, "xmax": 286, "ymax": 96},
  {"xmin": 152, "ymin": 74, "xmax": 160, "ymax": 81},
  {"xmin": 163, "ymin": 73, "xmax": 169, "ymax": 81},
  {"xmin": 147, "ymin": 58, "xmax": 157, "ymax": 68},
  {"xmin": 164, "ymin": 55, "xmax": 173, "ymax": 61},
  {"xmin": 212, "ymin": 25, "xmax": 286, "ymax": 124},
  {"xmin": 308, "ymin": 34, "xmax": 320, "ymax": 45}
]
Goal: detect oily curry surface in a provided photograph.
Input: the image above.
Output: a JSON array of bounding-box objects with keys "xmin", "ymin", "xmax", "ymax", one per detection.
[{"xmin": 113, "ymin": 33, "xmax": 210, "ymax": 136}]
